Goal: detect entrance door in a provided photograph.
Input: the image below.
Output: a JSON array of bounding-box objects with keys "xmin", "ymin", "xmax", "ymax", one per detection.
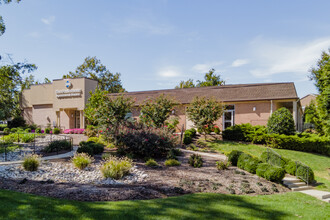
[
  {"xmin": 223, "ymin": 110, "xmax": 234, "ymax": 130},
  {"xmin": 75, "ymin": 110, "xmax": 80, "ymax": 128}
]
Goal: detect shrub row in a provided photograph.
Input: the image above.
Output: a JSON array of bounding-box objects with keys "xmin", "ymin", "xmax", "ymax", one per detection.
[
  {"xmin": 44, "ymin": 140, "xmax": 72, "ymax": 153},
  {"xmin": 77, "ymin": 141, "xmax": 104, "ymax": 156},
  {"xmin": 223, "ymin": 124, "xmax": 330, "ymax": 156},
  {"xmin": 237, "ymin": 153, "xmax": 260, "ymax": 174},
  {"xmin": 256, "ymin": 163, "xmax": 285, "ymax": 182}
]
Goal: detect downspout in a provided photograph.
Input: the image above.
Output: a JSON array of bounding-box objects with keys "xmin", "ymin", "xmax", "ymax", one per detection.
[{"xmin": 270, "ymin": 100, "xmax": 273, "ymax": 114}]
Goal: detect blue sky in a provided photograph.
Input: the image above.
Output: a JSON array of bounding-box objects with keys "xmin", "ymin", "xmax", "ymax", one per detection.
[{"xmin": 1, "ymin": 0, "xmax": 330, "ymax": 97}]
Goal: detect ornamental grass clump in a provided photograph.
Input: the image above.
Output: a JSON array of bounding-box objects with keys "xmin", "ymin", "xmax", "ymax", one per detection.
[
  {"xmin": 216, "ymin": 160, "xmax": 231, "ymax": 170},
  {"xmin": 101, "ymin": 156, "xmax": 133, "ymax": 180},
  {"xmin": 188, "ymin": 154, "xmax": 203, "ymax": 168},
  {"xmin": 72, "ymin": 153, "xmax": 94, "ymax": 170},
  {"xmin": 145, "ymin": 158, "xmax": 159, "ymax": 167},
  {"xmin": 22, "ymin": 154, "xmax": 40, "ymax": 171},
  {"xmin": 164, "ymin": 159, "xmax": 181, "ymax": 166}
]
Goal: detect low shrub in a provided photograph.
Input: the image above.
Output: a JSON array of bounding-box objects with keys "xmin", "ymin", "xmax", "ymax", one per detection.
[
  {"xmin": 145, "ymin": 159, "xmax": 159, "ymax": 167},
  {"xmin": 22, "ymin": 154, "xmax": 40, "ymax": 171},
  {"xmin": 183, "ymin": 133, "xmax": 192, "ymax": 145},
  {"xmin": 45, "ymin": 128, "xmax": 51, "ymax": 134},
  {"xmin": 25, "ymin": 128, "xmax": 31, "ymax": 133},
  {"xmin": 35, "ymin": 128, "xmax": 42, "ymax": 133},
  {"xmin": 77, "ymin": 141, "xmax": 104, "ymax": 156},
  {"xmin": 72, "ymin": 153, "xmax": 93, "ymax": 170},
  {"xmin": 44, "ymin": 140, "xmax": 71, "ymax": 153},
  {"xmin": 187, "ymin": 143, "xmax": 198, "ymax": 151},
  {"xmin": 87, "ymin": 136, "xmax": 107, "ymax": 146},
  {"xmin": 256, "ymin": 163, "xmax": 285, "ymax": 182},
  {"xmin": 3, "ymin": 128, "xmax": 10, "ymax": 135},
  {"xmin": 227, "ymin": 150, "xmax": 243, "ymax": 166},
  {"xmin": 164, "ymin": 159, "xmax": 181, "ymax": 166},
  {"xmin": 214, "ymin": 126, "xmax": 220, "ymax": 134},
  {"xmin": 296, "ymin": 162, "xmax": 315, "ymax": 183},
  {"xmin": 7, "ymin": 116, "xmax": 26, "ymax": 128},
  {"xmin": 21, "ymin": 134, "xmax": 34, "ymax": 143},
  {"xmin": 216, "ymin": 160, "xmax": 230, "ymax": 170},
  {"xmin": 188, "ymin": 128, "xmax": 197, "ymax": 137},
  {"xmin": 267, "ymin": 107, "xmax": 295, "ymax": 135},
  {"xmin": 114, "ymin": 125, "xmax": 178, "ymax": 159},
  {"xmin": 188, "ymin": 154, "xmax": 203, "ymax": 168},
  {"xmin": 284, "ymin": 160, "xmax": 296, "ymax": 175},
  {"xmin": 167, "ymin": 148, "xmax": 181, "ymax": 160},
  {"xmin": 53, "ymin": 128, "xmax": 60, "ymax": 134},
  {"xmin": 260, "ymin": 151, "xmax": 289, "ymax": 168},
  {"xmin": 101, "ymin": 156, "xmax": 133, "ymax": 179},
  {"xmin": 10, "ymin": 128, "xmax": 17, "ymax": 133},
  {"xmin": 237, "ymin": 153, "xmax": 260, "ymax": 174}
]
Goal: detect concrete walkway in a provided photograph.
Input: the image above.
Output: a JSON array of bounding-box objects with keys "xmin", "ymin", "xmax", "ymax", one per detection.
[
  {"xmin": 282, "ymin": 175, "xmax": 330, "ymax": 203},
  {"xmin": 0, "ymin": 146, "xmax": 78, "ymax": 165}
]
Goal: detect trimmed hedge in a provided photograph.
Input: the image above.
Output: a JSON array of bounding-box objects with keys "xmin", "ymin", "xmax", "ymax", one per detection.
[
  {"xmin": 227, "ymin": 150, "xmax": 243, "ymax": 166},
  {"xmin": 237, "ymin": 153, "xmax": 260, "ymax": 174},
  {"xmin": 296, "ymin": 162, "xmax": 315, "ymax": 183}
]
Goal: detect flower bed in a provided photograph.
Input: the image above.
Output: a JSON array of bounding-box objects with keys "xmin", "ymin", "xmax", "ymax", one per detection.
[{"xmin": 63, "ymin": 128, "xmax": 85, "ymax": 134}]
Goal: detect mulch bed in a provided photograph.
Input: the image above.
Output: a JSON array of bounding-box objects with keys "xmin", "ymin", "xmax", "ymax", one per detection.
[{"xmin": 0, "ymin": 150, "xmax": 289, "ymax": 202}]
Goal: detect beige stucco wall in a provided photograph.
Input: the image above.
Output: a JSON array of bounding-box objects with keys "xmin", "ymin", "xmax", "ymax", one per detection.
[{"xmin": 32, "ymin": 104, "xmax": 57, "ymax": 127}]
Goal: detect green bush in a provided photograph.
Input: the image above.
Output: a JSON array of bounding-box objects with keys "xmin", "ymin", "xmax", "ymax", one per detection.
[
  {"xmin": 260, "ymin": 151, "xmax": 288, "ymax": 168},
  {"xmin": 296, "ymin": 162, "xmax": 315, "ymax": 183},
  {"xmin": 25, "ymin": 128, "xmax": 31, "ymax": 133},
  {"xmin": 3, "ymin": 128, "xmax": 10, "ymax": 135},
  {"xmin": 267, "ymin": 107, "xmax": 295, "ymax": 135},
  {"xmin": 164, "ymin": 159, "xmax": 181, "ymax": 166},
  {"xmin": 21, "ymin": 134, "xmax": 35, "ymax": 143},
  {"xmin": 188, "ymin": 154, "xmax": 203, "ymax": 168},
  {"xmin": 44, "ymin": 140, "xmax": 71, "ymax": 153},
  {"xmin": 77, "ymin": 141, "xmax": 104, "ymax": 156},
  {"xmin": 183, "ymin": 134, "xmax": 192, "ymax": 145},
  {"xmin": 284, "ymin": 160, "xmax": 297, "ymax": 175},
  {"xmin": 53, "ymin": 128, "xmax": 60, "ymax": 134},
  {"xmin": 22, "ymin": 154, "xmax": 40, "ymax": 171},
  {"xmin": 187, "ymin": 143, "xmax": 198, "ymax": 151},
  {"xmin": 87, "ymin": 136, "xmax": 107, "ymax": 146},
  {"xmin": 8, "ymin": 116, "xmax": 26, "ymax": 128},
  {"xmin": 216, "ymin": 160, "xmax": 230, "ymax": 170},
  {"xmin": 72, "ymin": 153, "xmax": 93, "ymax": 170},
  {"xmin": 45, "ymin": 128, "xmax": 51, "ymax": 134},
  {"xmin": 101, "ymin": 156, "xmax": 133, "ymax": 179},
  {"xmin": 237, "ymin": 153, "xmax": 260, "ymax": 174},
  {"xmin": 214, "ymin": 126, "xmax": 220, "ymax": 134},
  {"xmin": 35, "ymin": 128, "xmax": 42, "ymax": 133},
  {"xmin": 256, "ymin": 163, "xmax": 285, "ymax": 182},
  {"xmin": 188, "ymin": 128, "xmax": 197, "ymax": 137},
  {"xmin": 145, "ymin": 159, "xmax": 159, "ymax": 167},
  {"xmin": 10, "ymin": 128, "xmax": 17, "ymax": 133},
  {"xmin": 228, "ymin": 150, "xmax": 243, "ymax": 166},
  {"xmin": 167, "ymin": 148, "xmax": 181, "ymax": 160}
]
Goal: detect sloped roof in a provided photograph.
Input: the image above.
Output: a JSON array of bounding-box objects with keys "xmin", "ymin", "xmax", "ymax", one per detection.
[{"xmin": 108, "ymin": 82, "xmax": 299, "ymax": 105}]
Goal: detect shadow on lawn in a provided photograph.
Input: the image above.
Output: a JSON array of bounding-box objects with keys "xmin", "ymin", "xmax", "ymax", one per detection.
[{"xmin": 0, "ymin": 190, "xmax": 289, "ymax": 220}]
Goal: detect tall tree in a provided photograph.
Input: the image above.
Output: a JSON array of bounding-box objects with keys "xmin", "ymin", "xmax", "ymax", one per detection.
[
  {"xmin": 84, "ymin": 88, "xmax": 109, "ymax": 126},
  {"xmin": 0, "ymin": 0, "xmax": 21, "ymax": 36},
  {"xmin": 63, "ymin": 56, "xmax": 125, "ymax": 93},
  {"xmin": 197, "ymin": 69, "xmax": 225, "ymax": 87},
  {"xmin": 309, "ymin": 49, "xmax": 330, "ymax": 135},
  {"xmin": 304, "ymin": 100, "xmax": 322, "ymax": 133},
  {"xmin": 0, "ymin": 62, "xmax": 37, "ymax": 120},
  {"xmin": 175, "ymin": 79, "xmax": 195, "ymax": 89}
]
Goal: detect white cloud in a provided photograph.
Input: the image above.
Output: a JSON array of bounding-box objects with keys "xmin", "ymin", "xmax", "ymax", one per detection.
[
  {"xmin": 231, "ymin": 59, "xmax": 249, "ymax": 67},
  {"xmin": 192, "ymin": 61, "xmax": 223, "ymax": 73},
  {"xmin": 41, "ymin": 16, "xmax": 55, "ymax": 25},
  {"xmin": 109, "ymin": 19, "xmax": 173, "ymax": 35},
  {"xmin": 158, "ymin": 67, "xmax": 181, "ymax": 78},
  {"xmin": 249, "ymin": 37, "xmax": 330, "ymax": 78}
]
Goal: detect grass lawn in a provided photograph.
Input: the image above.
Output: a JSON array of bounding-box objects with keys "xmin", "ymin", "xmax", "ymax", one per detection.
[
  {"xmin": 206, "ymin": 140, "xmax": 330, "ymax": 192},
  {"xmin": 0, "ymin": 189, "xmax": 329, "ymax": 220}
]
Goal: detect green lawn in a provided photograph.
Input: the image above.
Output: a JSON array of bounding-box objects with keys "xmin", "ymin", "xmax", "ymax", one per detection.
[
  {"xmin": 207, "ymin": 140, "xmax": 330, "ymax": 191},
  {"xmin": 0, "ymin": 189, "xmax": 329, "ymax": 219}
]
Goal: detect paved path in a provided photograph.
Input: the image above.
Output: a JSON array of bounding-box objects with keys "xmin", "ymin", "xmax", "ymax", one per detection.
[
  {"xmin": 180, "ymin": 149, "xmax": 227, "ymax": 160},
  {"xmin": 0, "ymin": 146, "xmax": 78, "ymax": 165}
]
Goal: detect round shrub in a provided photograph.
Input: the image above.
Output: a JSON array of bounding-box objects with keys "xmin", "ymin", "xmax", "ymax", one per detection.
[
  {"xmin": 35, "ymin": 128, "xmax": 42, "ymax": 133},
  {"xmin": 25, "ymin": 128, "xmax": 31, "ymax": 133},
  {"xmin": 45, "ymin": 128, "xmax": 51, "ymax": 134},
  {"xmin": 44, "ymin": 140, "xmax": 71, "ymax": 153},
  {"xmin": 164, "ymin": 159, "xmax": 181, "ymax": 166},
  {"xmin": 284, "ymin": 160, "xmax": 297, "ymax": 175},
  {"xmin": 53, "ymin": 128, "xmax": 60, "ymax": 134},
  {"xmin": 183, "ymin": 135, "xmax": 192, "ymax": 145},
  {"xmin": 21, "ymin": 134, "xmax": 35, "ymax": 143},
  {"xmin": 228, "ymin": 150, "xmax": 243, "ymax": 166},
  {"xmin": 101, "ymin": 156, "xmax": 133, "ymax": 179},
  {"xmin": 22, "ymin": 154, "xmax": 40, "ymax": 171},
  {"xmin": 216, "ymin": 160, "xmax": 230, "ymax": 170},
  {"xmin": 145, "ymin": 159, "xmax": 159, "ymax": 167},
  {"xmin": 188, "ymin": 154, "xmax": 203, "ymax": 168},
  {"xmin": 267, "ymin": 107, "xmax": 295, "ymax": 135},
  {"xmin": 77, "ymin": 141, "xmax": 104, "ymax": 156},
  {"xmin": 3, "ymin": 128, "xmax": 10, "ymax": 134},
  {"xmin": 10, "ymin": 128, "xmax": 17, "ymax": 133},
  {"xmin": 296, "ymin": 164, "xmax": 315, "ymax": 183},
  {"xmin": 77, "ymin": 144, "xmax": 94, "ymax": 156},
  {"xmin": 188, "ymin": 128, "xmax": 197, "ymax": 137},
  {"xmin": 72, "ymin": 153, "xmax": 93, "ymax": 170},
  {"xmin": 256, "ymin": 163, "xmax": 272, "ymax": 177},
  {"xmin": 237, "ymin": 153, "xmax": 260, "ymax": 174},
  {"xmin": 264, "ymin": 166, "xmax": 285, "ymax": 182}
]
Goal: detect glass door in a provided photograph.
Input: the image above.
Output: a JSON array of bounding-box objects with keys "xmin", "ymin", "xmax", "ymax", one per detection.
[{"xmin": 223, "ymin": 110, "xmax": 234, "ymax": 130}]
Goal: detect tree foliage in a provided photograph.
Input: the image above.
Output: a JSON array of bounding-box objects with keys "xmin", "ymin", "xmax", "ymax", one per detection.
[
  {"xmin": 267, "ymin": 107, "xmax": 295, "ymax": 135},
  {"xmin": 174, "ymin": 69, "xmax": 225, "ymax": 89},
  {"xmin": 186, "ymin": 96, "xmax": 223, "ymax": 137},
  {"xmin": 303, "ymin": 100, "xmax": 322, "ymax": 133},
  {"xmin": 139, "ymin": 94, "xmax": 177, "ymax": 128},
  {"xmin": 0, "ymin": 62, "xmax": 37, "ymax": 120},
  {"xmin": 84, "ymin": 88, "xmax": 109, "ymax": 126},
  {"xmin": 0, "ymin": 0, "xmax": 22, "ymax": 36},
  {"xmin": 309, "ymin": 49, "xmax": 330, "ymax": 135},
  {"xmin": 63, "ymin": 56, "xmax": 125, "ymax": 93}
]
